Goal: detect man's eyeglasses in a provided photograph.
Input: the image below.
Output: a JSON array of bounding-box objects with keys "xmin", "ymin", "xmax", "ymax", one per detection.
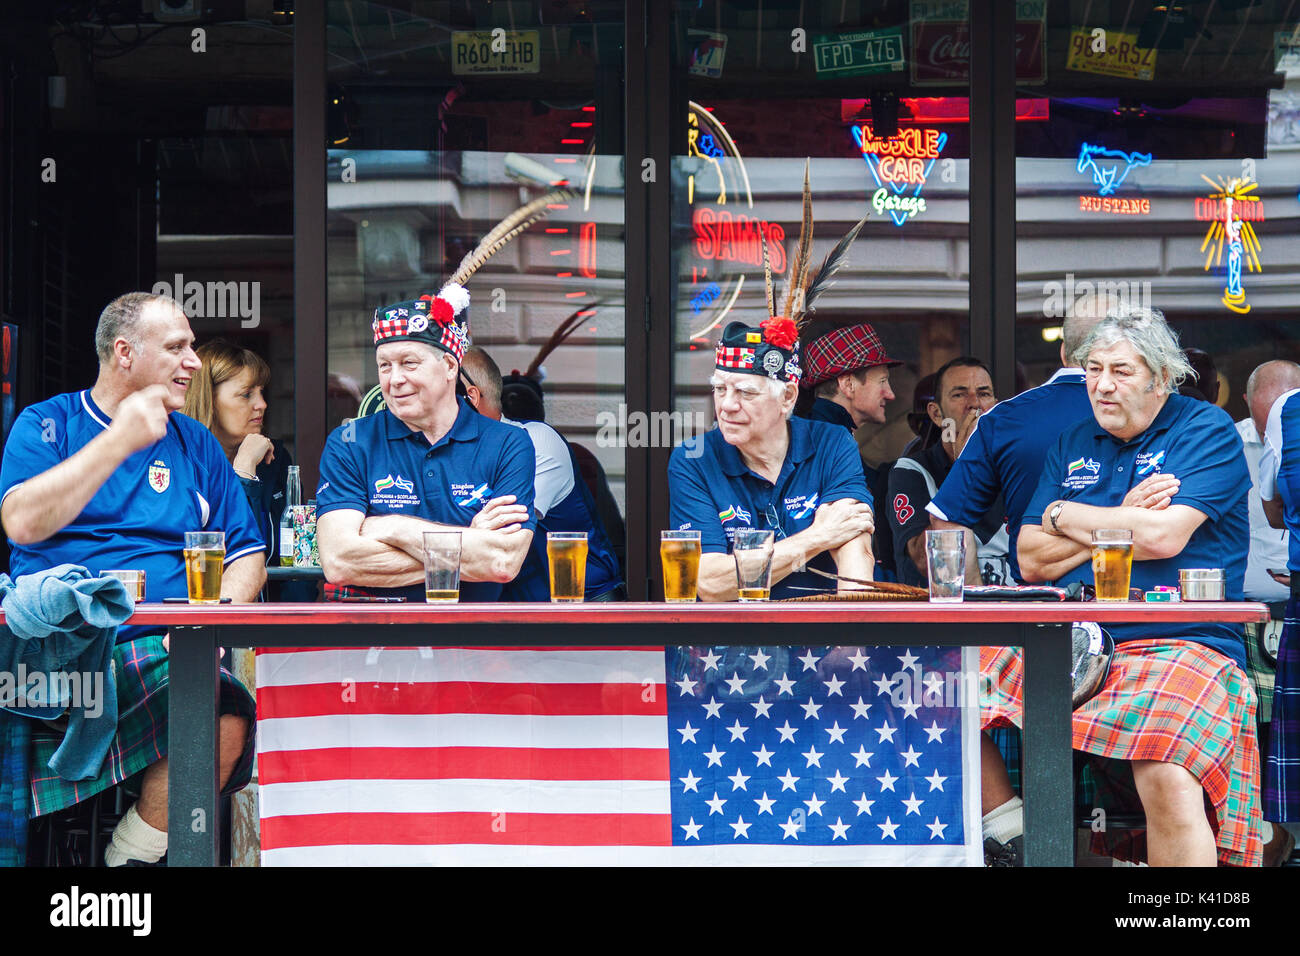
[{"xmin": 760, "ymin": 502, "xmax": 787, "ymax": 539}]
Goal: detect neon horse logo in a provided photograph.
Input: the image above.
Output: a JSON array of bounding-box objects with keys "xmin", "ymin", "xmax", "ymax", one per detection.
[{"xmin": 1076, "ymin": 143, "xmax": 1153, "ymax": 196}]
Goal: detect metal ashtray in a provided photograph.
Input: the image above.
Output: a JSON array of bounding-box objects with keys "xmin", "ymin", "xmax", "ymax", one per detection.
[{"xmin": 1179, "ymin": 568, "xmax": 1225, "ymax": 601}]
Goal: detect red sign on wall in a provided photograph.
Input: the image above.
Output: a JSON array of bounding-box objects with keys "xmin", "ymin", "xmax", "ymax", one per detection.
[{"xmin": 910, "ymin": 16, "xmax": 1046, "ymax": 85}]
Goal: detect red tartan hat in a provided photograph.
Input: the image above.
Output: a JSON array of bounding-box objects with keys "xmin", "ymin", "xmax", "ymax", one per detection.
[{"xmin": 800, "ymin": 322, "xmax": 902, "ymax": 388}]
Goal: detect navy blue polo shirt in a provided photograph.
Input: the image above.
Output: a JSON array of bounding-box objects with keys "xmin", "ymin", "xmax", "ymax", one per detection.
[
  {"xmin": 1024, "ymin": 392, "xmax": 1249, "ymax": 668},
  {"xmin": 316, "ymin": 398, "xmax": 537, "ymax": 602},
  {"xmin": 668, "ymin": 417, "xmax": 872, "ymax": 599},
  {"xmin": 0, "ymin": 390, "xmax": 265, "ymax": 642},
  {"xmin": 801, "ymin": 397, "xmax": 878, "ymax": 487},
  {"xmin": 928, "ymin": 369, "xmax": 1093, "ymax": 582}
]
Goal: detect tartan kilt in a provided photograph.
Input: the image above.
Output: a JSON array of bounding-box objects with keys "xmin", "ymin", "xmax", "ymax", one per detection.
[
  {"xmin": 29, "ymin": 635, "xmax": 256, "ymax": 818},
  {"xmin": 1263, "ymin": 600, "xmax": 1300, "ymax": 822},
  {"xmin": 980, "ymin": 639, "xmax": 1262, "ymax": 867}
]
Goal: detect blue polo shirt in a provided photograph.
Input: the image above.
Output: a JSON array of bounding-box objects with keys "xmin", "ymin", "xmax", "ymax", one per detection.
[
  {"xmin": 928, "ymin": 368, "xmax": 1093, "ymax": 582},
  {"xmin": 0, "ymin": 390, "xmax": 265, "ymax": 642},
  {"xmin": 1260, "ymin": 388, "xmax": 1300, "ymax": 572},
  {"xmin": 668, "ymin": 418, "xmax": 872, "ymax": 599},
  {"xmin": 1024, "ymin": 392, "xmax": 1249, "ymax": 668},
  {"xmin": 316, "ymin": 398, "xmax": 537, "ymax": 602}
]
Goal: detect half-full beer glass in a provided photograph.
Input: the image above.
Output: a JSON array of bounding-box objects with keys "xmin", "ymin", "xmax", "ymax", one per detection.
[
  {"xmin": 733, "ymin": 529, "xmax": 775, "ymax": 601},
  {"xmin": 661, "ymin": 530, "xmax": 701, "ymax": 602},
  {"xmin": 547, "ymin": 531, "xmax": 588, "ymax": 602},
  {"xmin": 184, "ymin": 531, "xmax": 225, "ymax": 604},
  {"xmin": 1092, "ymin": 528, "xmax": 1133, "ymax": 601}
]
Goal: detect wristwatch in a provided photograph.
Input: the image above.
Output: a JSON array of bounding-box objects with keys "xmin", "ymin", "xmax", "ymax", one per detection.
[{"xmin": 1048, "ymin": 501, "xmax": 1065, "ymax": 535}]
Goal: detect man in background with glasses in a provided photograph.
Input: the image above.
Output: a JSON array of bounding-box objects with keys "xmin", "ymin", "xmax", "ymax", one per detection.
[{"xmin": 668, "ymin": 320, "xmax": 875, "ymax": 601}]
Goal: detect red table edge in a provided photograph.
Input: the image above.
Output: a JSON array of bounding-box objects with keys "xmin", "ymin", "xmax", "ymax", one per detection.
[{"xmin": 5, "ymin": 600, "xmax": 1267, "ymax": 626}]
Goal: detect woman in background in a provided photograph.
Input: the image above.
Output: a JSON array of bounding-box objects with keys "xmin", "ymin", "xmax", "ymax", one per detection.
[{"xmin": 183, "ymin": 340, "xmax": 310, "ymax": 598}]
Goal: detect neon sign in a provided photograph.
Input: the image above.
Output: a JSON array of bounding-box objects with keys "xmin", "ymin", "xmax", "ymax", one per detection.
[
  {"xmin": 851, "ymin": 123, "xmax": 947, "ymax": 226},
  {"xmin": 1199, "ymin": 176, "xmax": 1262, "ymax": 315},
  {"xmin": 693, "ymin": 209, "xmax": 787, "ymax": 272},
  {"xmin": 1075, "ymin": 142, "xmax": 1152, "ymax": 196}
]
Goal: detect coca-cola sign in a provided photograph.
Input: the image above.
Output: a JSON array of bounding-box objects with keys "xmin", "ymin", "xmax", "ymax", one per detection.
[{"xmin": 910, "ymin": 21, "xmax": 1046, "ymax": 85}]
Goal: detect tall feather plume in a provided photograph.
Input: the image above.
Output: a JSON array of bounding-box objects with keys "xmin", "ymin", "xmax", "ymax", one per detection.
[
  {"xmin": 801, "ymin": 213, "xmax": 869, "ymax": 319},
  {"xmin": 781, "ymin": 158, "xmax": 814, "ymax": 320},
  {"xmin": 761, "ymin": 230, "xmax": 776, "ymax": 317},
  {"xmin": 525, "ymin": 301, "xmax": 602, "ymax": 379},
  {"xmin": 449, "ymin": 187, "xmax": 575, "ymax": 287}
]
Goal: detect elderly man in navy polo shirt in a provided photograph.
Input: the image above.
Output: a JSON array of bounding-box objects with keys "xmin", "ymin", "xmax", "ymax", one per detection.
[
  {"xmin": 1, "ymin": 291, "xmax": 266, "ymax": 867},
  {"xmin": 980, "ymin": 307, "xmax": 1261, "ymax": 867},
  {"xmin": 669, "ymin": 320, "xmax": 875, "ymax": 601},
  {"xmin": 317, "ymin": 292, "xmax": 536, "ymax": 599},
  {"xmin": 926, "ymin": 296, "xmax": 1106, "ymax": 583}
]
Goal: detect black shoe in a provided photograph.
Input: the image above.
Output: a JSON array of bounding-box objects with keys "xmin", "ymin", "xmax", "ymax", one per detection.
[
  {"xmin": 983, "ymin": 835, "xmax": 1023, "ymax": 867},
  {"xmin": 121, "ymin": 854, "xmax": 167, "ymax": 867}
]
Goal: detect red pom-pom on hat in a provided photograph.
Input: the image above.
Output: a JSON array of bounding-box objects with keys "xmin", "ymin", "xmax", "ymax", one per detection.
[
  {"xmin": 431, "ymin": 297, "xmax": 455, "ymax": 325},
  {"xmin": 760, "ymin": 317, "xmax": 798, "ymax": 350}
]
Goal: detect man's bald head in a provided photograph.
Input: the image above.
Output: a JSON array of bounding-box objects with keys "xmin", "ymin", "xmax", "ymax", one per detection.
[
  {"xmin": 1246, "ymin": 359, "xmax": 1300, "ymax": 436},
  {"xmin": 461, "ymin": 346, "xmax": 504, "ymax": 418},
  {"xmin": 1059, "ymin": 291, "xmax": 1108, "ymax": 368}
]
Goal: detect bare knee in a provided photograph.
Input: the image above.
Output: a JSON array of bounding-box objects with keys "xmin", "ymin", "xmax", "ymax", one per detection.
[{"xmin": 1132, "ymin": 760, "xmax": 1205, "ymax": 828}]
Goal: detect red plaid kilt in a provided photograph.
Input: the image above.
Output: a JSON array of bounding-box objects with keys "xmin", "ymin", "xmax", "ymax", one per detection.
[{"xmin": 981, "ymin": 638, "xmax": 1262, "ymax": 867}]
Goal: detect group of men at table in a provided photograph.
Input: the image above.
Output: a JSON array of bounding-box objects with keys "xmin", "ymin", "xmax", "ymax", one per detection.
[{"xmin": 1, "ymin": 285, "xmax": 1296, "ymax": 869}]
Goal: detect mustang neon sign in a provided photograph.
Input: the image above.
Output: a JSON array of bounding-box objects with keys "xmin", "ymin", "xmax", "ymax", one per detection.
[
  {"xmin": 850, "ymin": 123, "xmax": 947, "ymax": 226},
  {"xmin": 1076, "ymin": 142, "xmax": 1152, "ymax": 196}
]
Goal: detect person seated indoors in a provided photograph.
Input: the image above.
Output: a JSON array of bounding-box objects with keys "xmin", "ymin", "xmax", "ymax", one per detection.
[
  {"xmin": 0, "ymin": 292, "xmax": 265, "ymax": 866},
  {"xmin": 886, "ymin": 356, "xmax": 1007, "ymax": 587},
  {"xmin": 459, "ymin": 346, "xmax": 623, "ymax": 601},
  {"xmin": 668, "ymin": 320, "xmax": 875, "ymax": 601},
  {"xmin": 182, "ymin": 340, "xmax": 314, "ymax": 600},
  {"xmin": 982, "ymin": 306, "xmax": 1261, "ymax": 867}
]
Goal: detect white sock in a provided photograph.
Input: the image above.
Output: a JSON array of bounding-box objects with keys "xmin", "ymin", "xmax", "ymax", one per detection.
[
  {"xmin": 982, "ymin": 796, "xmax": 1024, "ymax": 844},
  {"xmin": 104, "ymin": 805, "xmax": 168, "ymax": 867}
]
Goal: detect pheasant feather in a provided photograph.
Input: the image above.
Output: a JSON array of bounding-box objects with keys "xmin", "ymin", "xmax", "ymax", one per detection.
[
  {"xmin": 449, "ymin": 188, "xmax": 575, "ymax": 286},
  {"xmin": 782, "ymin": 159, "xmax": 814, "ymax": 320},
  {"xmin": 802, "ymin": 213, "xmax": 869, "ymax": 318}
]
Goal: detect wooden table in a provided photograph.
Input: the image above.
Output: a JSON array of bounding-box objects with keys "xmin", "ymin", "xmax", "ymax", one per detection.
[{"xmin": 106, "ymin": 601, "xmax": 1269, "ymax": 867}]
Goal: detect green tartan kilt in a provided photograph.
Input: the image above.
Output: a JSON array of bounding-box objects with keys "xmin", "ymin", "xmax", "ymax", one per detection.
[{"xmin": 29, "ymin": 634, "xmax": 256, "ymax": 818}]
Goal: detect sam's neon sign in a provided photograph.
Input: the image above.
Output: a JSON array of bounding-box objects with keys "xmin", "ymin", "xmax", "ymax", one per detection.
[
  {"xmin": 851, "ymin": 123, "xmax": 947, "ymax": 226},
  {"xmin": 692, "ymin": 208, "xmax": 787, "ymax": 272}
]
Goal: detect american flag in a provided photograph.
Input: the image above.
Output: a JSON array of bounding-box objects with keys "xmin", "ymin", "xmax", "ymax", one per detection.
[{"xmin": 255, "ymin": 645, "xmax": 981, "ymax": 865}]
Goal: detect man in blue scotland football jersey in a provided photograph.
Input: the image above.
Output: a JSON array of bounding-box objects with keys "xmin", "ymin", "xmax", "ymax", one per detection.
[
  {"xmin": 669, "ymin": 320, "xmax": 875, "ymax": 601},
  {"xmin": 0, "ymin": 291, "xmax": 266, "ymax": 866},
  {"xmin": 316, "ymin": 294, "xmax": 536, "ymax": 600}
]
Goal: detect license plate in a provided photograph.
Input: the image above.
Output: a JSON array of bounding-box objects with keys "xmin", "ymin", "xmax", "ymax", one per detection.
[
  {"xmin": 813, "ymin": 28, "xmax": 905, "ymax": 77},
  {"xmin": 451, "ymin": 30, "xmax": 540, "ymax": 75}
]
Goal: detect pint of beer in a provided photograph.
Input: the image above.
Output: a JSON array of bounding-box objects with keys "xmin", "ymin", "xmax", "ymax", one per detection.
[
  {"xmin": 732, "ymin": 529, "xmax": 775, "ymax": 602},
  {"xmin": 661, "ymin": 530, "xmax": 702, "ymax": 602},
  {"xmin": 1091, "ymin": 528, "xmax": 1133, "ymax": 601},
  {"xmin": 547, "ymin": 532, "xmax": 588, "ymax": 602},
  {"xmin": 422, "ymin": 530, "xmax": 462, "ymax": 603},
  {"xmin": 184, "ymin": 531, "xmax": 226, "ymax": 604}
]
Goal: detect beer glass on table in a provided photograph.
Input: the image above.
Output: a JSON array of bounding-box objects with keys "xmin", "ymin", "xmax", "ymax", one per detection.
[
  {"xmin": 547, "ymin": 531, "xmax": 588, "ymax": 602},
  {"xmin": 733, "ymin": 529, "xmax": 775, "ymax": 601},
  {"xmin": 183, "ymin": 531, "xmax": 225, "ymax": 604},
  {"xmin": 422, "ymin": 531, "xmax": 462, "ymax": 603},
  {"xmin": 661, "ymin": 530, "xmax": 701, "ymax": 602},
  {"xmin": 1092, "ymin": 528, "xmax": 1134, "ymax": 601},
  {"xmin": 103, "ymin": 569, "xmax": 146, "ymax": 603},
  {"xmin": 925, "ymin": 529, "xmax": 966, "ymax": 603}
]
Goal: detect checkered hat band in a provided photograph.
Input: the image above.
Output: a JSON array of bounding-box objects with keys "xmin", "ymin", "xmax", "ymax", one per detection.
[
  {"xmin": 373, "ymin": 315, "xmax": 467, "ymax": 363},
  {"xmin": 715, "ymin": 345, "xmax": 756, "ymax": 370},
  {"xmin": 374, "ymin": 317, "xmax": 407, "ymax": 341}
]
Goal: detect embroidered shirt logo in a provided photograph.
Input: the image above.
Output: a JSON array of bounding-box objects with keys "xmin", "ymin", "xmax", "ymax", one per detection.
[
  {"xmin": 371, "ymin": 473, "xmax": 420, "ymax": 510},
  {"xmin": 147, "ymin": 460, "xmax": 170, "ymax": 493},
  {"xmin": 1135, "ymin": 450, "xmax": 1166, "ymax": 476},
  {"xmin": 452, "ymin": 482, "xmax": 492, "ymax": 507},
  {"xmin": 1067, "ymin": 457, "xmax": 1101, "ymax": 477},
  {"xmin": 1063, "ymin": 456, "xmax": 1102, "ymax": 491},
  {"xmin": 784, "ymin": 492, "xmax": 819, "ymax": 519}
]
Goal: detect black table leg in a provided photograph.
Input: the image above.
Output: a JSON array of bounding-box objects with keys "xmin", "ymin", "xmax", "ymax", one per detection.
[
  {"xmin": 167, "ymin": 625, "xmax": 221, "ymax": 867},
  {"xmin": 1020, "ymin": 622, "xmax": 1074, "ymax": 867}
]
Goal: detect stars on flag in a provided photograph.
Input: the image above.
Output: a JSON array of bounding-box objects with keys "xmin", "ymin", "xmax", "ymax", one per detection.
[{"xmin": 667, "ymin": 646, "xmax": 966, "ymax": 847}]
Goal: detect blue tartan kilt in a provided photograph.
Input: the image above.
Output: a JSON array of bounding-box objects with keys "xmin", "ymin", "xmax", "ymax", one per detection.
[
  {"xmin": 29, "ymin": 635, "xmax": 256, "ymax": 818},
  {"xmin": 1263, "ymin": 600, "xmax": 1300, "ymax": 822}
]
